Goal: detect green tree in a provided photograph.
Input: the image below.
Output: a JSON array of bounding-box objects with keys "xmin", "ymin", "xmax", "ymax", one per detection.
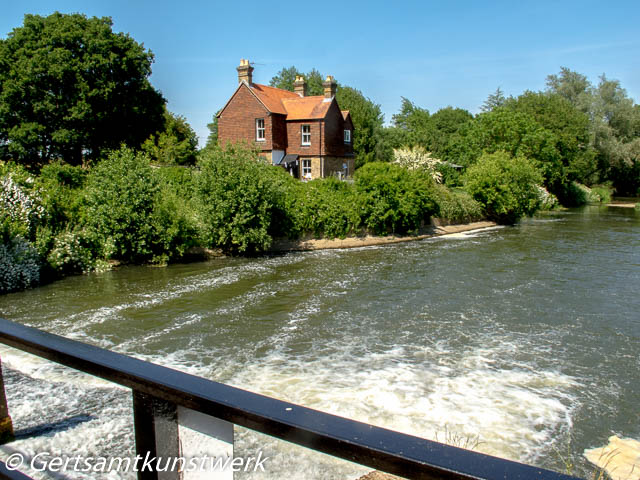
[
  {"xmin": 143, "ymin": 109, "xmax": 198, "ymax": 165},
  {"xmin": 504, "ymin": 91, "xmax": 596, "ymax": 184},
  {"xmin": 450, "ymin": 108, "xmax": 567, "ymax": 195},
  {"xmin": 205, "ymin": 113, "xmax": 219, "ymax": 149},
  {"xmin": 354, "ymin": 162, "xmax": 437, "ymax": 234},
  {"xmin": 195, "ymin": 144, "xmax": 282, "ymax": 254},
  {"xmin": 545, "ymin": 67, "xmax": 592, "ymax": 113},
  {"xmin": 336, "ymin": 86, "xmax": 386, "ymax": 166},
  {"xmin": 0, "ymin": 12, "xmax": 165, "ymax": 167},
  {"xmin": 480, "ymin": 87, "xmax": 507, "ymax": 112},
  {"xmin": 391, "ymin": 97, "xmax": 432, "ymax": 147},
  {"xmin": 463, "ymin": 151, "xmax": 543, "ymax": 224},
  {"xmin": 269, "ymin": 66, "xmax": 324, "ymax": 95},
  {"xmin": 429, "ymin": 107, "xmax": 474, "ymax": 157}
]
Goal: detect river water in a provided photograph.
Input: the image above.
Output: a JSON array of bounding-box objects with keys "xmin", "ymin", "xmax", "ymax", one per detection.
[{"xmin": 0, "ymin": 206, "xmax": 638, "ymax": 479}]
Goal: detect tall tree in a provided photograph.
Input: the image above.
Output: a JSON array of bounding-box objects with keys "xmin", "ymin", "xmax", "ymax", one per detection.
[
  {"xmin": 480, "ymin": 87, "xmax": 507, "ymax": 112},
  {"xmin": 205, "ymin": 113, "xmax": 219, "ymax": 149},
  {"xmin": 504, "ymin": 91, "xmax": 596, "ymax": 184},
  {"xmin": 269, "ymin": 66, "xmax": 324, "ymax": 95},
  {"xmin": 0, "ymin": 12, "xmax": 165, "ymax": 167},
  {"xmin": 545, "ymin": 67, "xmax": 592, "ymax": 113},
  {"xmin": 336, "ymin": 86, "xmax": 387, "ymax": 167},
  {"xmin": 142, "ymin": 109, "xmax": 198, "ymax": 165},
  {"xmin": 391, "ymin": 97, "xmax": 432, "ymax": 147}
]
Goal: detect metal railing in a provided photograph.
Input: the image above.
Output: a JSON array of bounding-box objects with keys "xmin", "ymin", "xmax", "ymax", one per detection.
[{"xmin": 0, "ymin": 318, "xmax": 581, "ymax": 480}]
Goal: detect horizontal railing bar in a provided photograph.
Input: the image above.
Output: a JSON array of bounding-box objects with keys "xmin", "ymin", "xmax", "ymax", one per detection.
[
  {"xmin": 0, "ymin": 318, "xmax": 580, "ymax": 480},
  {"xmin": 0, "ymin": 461, "xmax": 34, "ymax": 480}
]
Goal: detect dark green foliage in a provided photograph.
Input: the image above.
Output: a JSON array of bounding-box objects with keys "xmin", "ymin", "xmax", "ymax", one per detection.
[
  {"xmin": 546, "ymin": 67, "xmax": 640, "ymax": 194},
  {"xmin": 83, "ymin": 147, "xmax": 193, "ymax": 263},
  {"xmin": 504, "ymin": 91, "xmax": 596, "ymax": 185},
  {"xmin": 390, "ymin": 100, "xmax": 473, "ymax": 162},
  {"xmin": 83, "ymin": 147, "xmax": 159, "ymax": 261},
  {"xmin": 463, "ymin": 151, "xmax": 543, "ymax": 224},
  {"xmin": 269, "ymin": 66, "xmax": 324, "ymax": 96},
  {"xmin": 143, "ymin": 110, "xmax": 198, "ymax": 166},
  {"xmin": 205, "ymin": 114, "xmax": 219, "ymax": 149},
  {"xmin": 336, "ymin": 86, "xmax": 388, "ymax": 166},
  {"xmin": 480, "ymin": 87, "xmax": 508, "ymax": 112},
  {"xmin": 290, "ymin": 178, "xmax": 361, "ymax": 239},
  {"xmin": 0, "ymin": 12, "xmax": 165, "ymax": 167},
  {"xmin": 195, "ymin": 145, "xmax": 281, "ymax": 254},
  {"xmin": 354, "ymin": 162, "xmax": 437, "ymax": 235},
  {"xmin": 432, "ymin": 185, "xmax": 483, "ymax": 223}
]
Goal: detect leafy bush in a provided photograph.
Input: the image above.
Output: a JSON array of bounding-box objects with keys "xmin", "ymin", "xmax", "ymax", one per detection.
[
  {"xmin": 1, "ymin": 172, "xmax": 44, "ymax": 240},
  {"xmin": 355, "ymin": 162, "xmax": 437, "ymax": 235},
  {"xmin": 148, "ymin": 183, "xmax": 198, "ymax": 264},
  {"xmin": 195, "ymin": 145, "xmax": 281, "ymax": 254},
  {"xmin": 463, "ymin": 151, "xmax": 543, "ymax": 224},
  {"xmin": 83, "ymin": 146, "xmax": 193, "ymax": 263},
  {"xmin": 33, "ymin": 162, "xmax": 87, "ymax": 255},
  {"xmin": 588, "ymin": 185, "xmax": 613, "ymax": 204},
  {"xmin": 0, "ymin": 235, "xmax": 40, "ymax": 293},
  {"xmin": 46, "ymin": 230, "xmax": 96, "ymax": 275},
  {"xmin": 535, "ymin": 185, "xmax": 559, "ymax": 211},
  {"xmin": 291, "ymin": 178, "xmax": 361, "ymax": 238},
  {"xmin": 83, "ymin": 147, "xmax": 160, "ymax": 262},
  {"xmin": 432, "ymin": 185, "xmax": 483, "ymax": 223},
  {"xmin": 556, "ymin": 181, "xmax": 588, "ymax": 207}
]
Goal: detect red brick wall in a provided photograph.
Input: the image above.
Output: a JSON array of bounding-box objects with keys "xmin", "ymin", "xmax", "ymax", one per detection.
[
  {"xmin": 343, "ymin": 116, "xmax": 354, "ymax": 157},
  {"xmin": 286, "ymin": 120, "xmax": 322, "ymax": 156},
  {"xmin": 218, "ymin": 85, "xmax": 272, "ymax": 151},
  {"xmin": 323, "ymin": 102, "xmax": 346, "ymax": 156},
  {"xmin": 271, "ymin": 114, "xmax": 288, "ymax": 151}
]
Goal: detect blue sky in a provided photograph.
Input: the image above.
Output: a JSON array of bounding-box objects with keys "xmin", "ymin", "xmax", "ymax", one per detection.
[{"xmin": 2, "ymin": 0, "xmax": 639, "ymax": 146}]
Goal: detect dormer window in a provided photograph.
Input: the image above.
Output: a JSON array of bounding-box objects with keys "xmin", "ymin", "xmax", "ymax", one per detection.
[
  {"xmin": 301, "ymin": 125, "xmax": 311, "ymax": 145},
  {"xmin": 344, "ymin": 129, "xmax": 351, "ymax": 144},
  {"xmin": 256, "ymin": 118, "xmax": 265, "ymax": 141}
]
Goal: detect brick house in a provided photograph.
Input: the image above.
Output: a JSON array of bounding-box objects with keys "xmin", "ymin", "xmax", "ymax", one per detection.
[{"xmin": 217, "ymin": 59, "xmax": 355, "ymax": 180}]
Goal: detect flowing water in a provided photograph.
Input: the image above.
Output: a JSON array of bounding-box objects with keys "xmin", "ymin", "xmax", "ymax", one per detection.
[{"xmin": 0, "ymin": 206, "xmax": 638, "ymax": 479}]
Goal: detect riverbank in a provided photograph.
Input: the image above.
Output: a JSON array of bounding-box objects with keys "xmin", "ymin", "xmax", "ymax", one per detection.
[{"xmin": 269, "ymin": 220, "xmax": 497, "ymax": 252}]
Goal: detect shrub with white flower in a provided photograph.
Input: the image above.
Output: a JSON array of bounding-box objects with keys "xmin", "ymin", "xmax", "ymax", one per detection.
[
  {"xmin": 47, "ymin": 231, "xmax": 96, "ymax": 275},
  {"xmin": 0, "ymin": 174, "xmax": 45, "ymax": 239},
  {"xmin": 1, "ymin": 173, "xmax": 45, "ymax": 292},
  {"xmin": 536, "ymin": 185, "xmax": 559, "ymax": 210},
  {"xmin": 392, "ymin": 146, "xmax": 444, "ymax": 183},
  {"xmin": 0, "ymin": 236, "xmax": 40, "ymax": 293}
]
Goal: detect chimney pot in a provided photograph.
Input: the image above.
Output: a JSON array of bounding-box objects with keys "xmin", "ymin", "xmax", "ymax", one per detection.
[
  {"xmin": 237, "ymin": 59, "xmax": 254, "ymax": 85},
  {"xmin": 294, "ymin": 75, "xmax": 307, "ymax": 97},
  {"xmin": 323, "ymin": 75, "xmax": 337, "ymax": 98}
]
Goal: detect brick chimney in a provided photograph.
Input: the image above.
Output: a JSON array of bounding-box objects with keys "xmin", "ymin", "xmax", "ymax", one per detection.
[
  {"xmin": 294, "ymin": 75, "xmax": 307, "ymax": 97},
  {"xmin": 237, "ymin": 59, "xmax": 254, "ymax": 85},
  {"xmin": 323, "ymin": 75, "xmax": 337, "ymax": 98}
]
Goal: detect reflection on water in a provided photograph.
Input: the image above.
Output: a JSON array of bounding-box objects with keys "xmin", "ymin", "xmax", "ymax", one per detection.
[{"xmin": 0, "ymin": 206, "xmax": 639, "ymax": 479}]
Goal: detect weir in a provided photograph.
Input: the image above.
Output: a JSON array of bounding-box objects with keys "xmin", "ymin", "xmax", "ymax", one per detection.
[{"xmin": 0, "ymin": 317, "xmax": 582, "ymax": 480}]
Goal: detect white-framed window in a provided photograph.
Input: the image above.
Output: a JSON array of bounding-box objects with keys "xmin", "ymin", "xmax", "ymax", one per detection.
[
  {"xmin": 301, "ymin": 124, "xmax": 311, "ymax": 145},
  {"xmin": 344, "ymin": 129, "xmax": 351, "ymax": 144},
  {"xmin": 302, "ymin": 159, "xmax": 312, "ymax": 178},
  {"xmin": 256, "ymin": 118, "xmax": 265, "ymax": 141}
]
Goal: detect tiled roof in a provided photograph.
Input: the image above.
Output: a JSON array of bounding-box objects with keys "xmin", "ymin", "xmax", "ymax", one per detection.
[
  {"xmin": 281, "ymin": 96, "xmax": 333, "ymax": 120},
  {"xmin": 250, "ymin": 83, "xmax": 299, "ymax": 115}
]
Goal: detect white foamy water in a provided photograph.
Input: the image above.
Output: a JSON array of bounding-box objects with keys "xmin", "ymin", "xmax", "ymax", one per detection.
[{"xmin": 4, "ymin": 207, "xmax": 637, "ymax": 479}]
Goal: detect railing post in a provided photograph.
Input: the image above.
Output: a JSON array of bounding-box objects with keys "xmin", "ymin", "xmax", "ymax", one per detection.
[
  {"xmin": 132, "ymin": 390, "xmax": 181, "ymax": 480},
  {"xmin": 177, "ymin": 407, "xmax": 234, "ymax": 480},
  {"xmin": 0, "ymin": 356, "xmax": 14, "ymax": 445}
]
